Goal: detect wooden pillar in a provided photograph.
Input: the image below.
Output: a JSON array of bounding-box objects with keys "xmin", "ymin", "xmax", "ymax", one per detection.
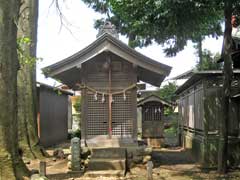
[
  {"xmin": 107, "ymin": 56, "xmax": 112, "ymax": 139},
  {"xmin": 80, "ymin": 87, "xmax": 86, "ymax": 145},
  {"xmin": 80, "ymin": 65, "xmax": 87, "ymax": 146},
  {"xmin": 132, "ymin": 88, "xmax": 138, "ymax": 140},
  {"xmin": 132, "ymin": 64, "xmax": 138, "ymax": 140}
]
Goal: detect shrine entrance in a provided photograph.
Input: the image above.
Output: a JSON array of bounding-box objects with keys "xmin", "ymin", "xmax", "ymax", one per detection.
[{"xmin": 86, "ymin": 88, "xmax": 134, "ymax": 139}]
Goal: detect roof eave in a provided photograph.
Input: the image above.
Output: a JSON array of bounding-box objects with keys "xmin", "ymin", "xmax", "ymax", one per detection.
[{"xmin": 42, "ymin": 33, "xmax": 171, "ymax": 86}]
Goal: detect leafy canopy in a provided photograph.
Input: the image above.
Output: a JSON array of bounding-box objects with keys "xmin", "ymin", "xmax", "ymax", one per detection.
[
  {"xmin": 109, "ymin": 0, "xmax": 223, "ymax": 56},
  {"xmin": 82, "ymin": 0, "xmax": 224, "ymax": 55}
]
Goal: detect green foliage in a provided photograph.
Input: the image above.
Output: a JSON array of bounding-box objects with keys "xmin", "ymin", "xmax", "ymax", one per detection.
[
  {"xmin": 195, "ymin": 50, "xmax": 222, "ymax": 71},
  {"xmin": 82, "ymin": 1, "xmax": 240, "ymax": 57},
  {"xmin": 157, "ymin": 82, "xmax": 178, "ymax": 102},
  {"xmin": 164, "ymin": 118, "xmax": 178, "ymax": 135},
  {"xmin": 17, "ymin": 37, "xmax": 42, "ymax": 67},
  {"xmin": 164, "ymin": 107, "xmax": 174, "ymax": 116},
  {"xmin": 53, "ymin": 89, "xmax": 62, "ymax": 96},
  {"xmin": 68, "ymin": 129, "xmax": 81, "ymax": 139},
  {"xmin": 82, "ymin": 0, "xmax": 110, "ymax": 15},
  {"xmin": 109, "ymin": 0, "xmax": 224, "ymax": 56},
  {"xmin": 73, "ymin": 96, "xmax": 81, "ymax": 112}
]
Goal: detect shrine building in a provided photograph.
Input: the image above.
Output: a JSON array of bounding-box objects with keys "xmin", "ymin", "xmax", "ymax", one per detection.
[{"xmin": 43, "ymin": 22, "xmax": 172, "ymax": 147}]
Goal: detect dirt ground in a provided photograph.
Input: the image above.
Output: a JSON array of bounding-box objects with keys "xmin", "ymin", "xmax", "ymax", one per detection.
[{"xmin": 27, "ymin": 147, "xmax": 240, "ymax": 180}]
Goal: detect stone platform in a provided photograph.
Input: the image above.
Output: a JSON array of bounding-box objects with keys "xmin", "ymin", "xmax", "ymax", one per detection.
[{"xmin": 86, "ymin": 147, "xmax": 127, "ymax": 177}]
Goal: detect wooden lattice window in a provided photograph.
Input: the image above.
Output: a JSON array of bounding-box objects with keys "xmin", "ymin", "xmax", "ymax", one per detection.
[
  {"xmin": 112, "ymin": 92, "xmax": 132, "ymax": 137},
  {"xmin": 86, "ymin": 92, "xmax": 109, "ymax": 136},
  {"xmin": 143, "ymin": 103, "xmax": 162, "ymax": 121}
]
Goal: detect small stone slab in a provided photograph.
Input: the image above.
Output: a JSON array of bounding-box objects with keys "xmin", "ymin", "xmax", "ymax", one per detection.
[
  {"xmin": 71, "ymin": 137, "xmax": 81, "ymax": 171},
  {"xmin": 147, "ymin": 161, "xmax": 153, "ymax": 180}
]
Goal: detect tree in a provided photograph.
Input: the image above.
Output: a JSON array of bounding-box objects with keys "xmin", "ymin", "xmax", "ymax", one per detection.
[
  {"xmin": 0, "ymin": 0, "xmax": 30, "ymax": 179},
  {"xmin": 157, "ymin": 82, "xmax": 178, "ymax": 102},
  {"xmin": 17, "ymin": 0, "xmax": 45, "ymax": 159},
  {"xmin": 218, "ymin": 1, "xmax": 233, "ymax": 173},
  {"xmin": 82, "ymin": 0, "xmax": 147, "ymax": 48},
  {"xmin": 111, "ymin": 1, "xmax": 223, "ymax": 55},
  {"xmin": 195, "ymin": 50, "xmax": 222, "ymax": 70},
  {"xmin": 84, "ymin": 0, "xmax": 240, "ymax": 173}
]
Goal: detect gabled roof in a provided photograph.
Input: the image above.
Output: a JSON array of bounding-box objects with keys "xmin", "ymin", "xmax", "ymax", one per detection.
[
  {"xmin": 175, "ymin": 70, "xmax": 240, "ymax": 95},
  {"xmin": 42, "ymin": 33, "xmax": 171, "ymax": 87},
  {"xmin": 37, "ymin": 82, "xmax": 73, "ymax": 96},
  {"xmin": 170, "ymin": 69, "xmax": 195, "ymax": 80},
  {"xmin": 137, "ymin": 94, "xmax": 173, "ymax": 107}
]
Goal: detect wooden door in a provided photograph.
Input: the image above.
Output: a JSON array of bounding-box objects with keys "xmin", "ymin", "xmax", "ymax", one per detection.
[
  {"xmin": 111, "ymin": 92, "xmax": 133, "ymax": 137},
  {"xmin": 86, "ymin": 91, "xmax": 133, "ymax": 138},
  {"xmin": 86, "ymin": 92, "xmax": 109, "ymax": 136}
]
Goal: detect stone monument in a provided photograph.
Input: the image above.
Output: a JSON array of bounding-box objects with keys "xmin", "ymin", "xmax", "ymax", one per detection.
[{"xmin": 71, "ymin": 137, "xmax": 81, "ymax": 171}]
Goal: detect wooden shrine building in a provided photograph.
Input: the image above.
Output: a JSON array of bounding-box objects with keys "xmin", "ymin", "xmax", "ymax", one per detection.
[
  {"xmin": 176, "ymin": 70, "xmax": 240, "ymax": 167},
  {"xmin": 137, "ymin": 94, "xmax": 172, "ymax": 147},
  {"xmin": 43, "ymin": 22, "xmax": 171, "ymax": 147},
  {"xmin": 176, "ymin": 21, "xmax": 240, "ymax": 167}
]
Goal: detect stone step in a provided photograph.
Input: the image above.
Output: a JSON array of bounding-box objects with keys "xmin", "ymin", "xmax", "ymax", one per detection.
[
  {"xmin": 87, "ymin": 158, "xmax": 126, "ymax": 171},
  {"xmin": 91, "ymin": 147, "xmax": 127, "ymax": 159},
  {"xmin": 84, "ymin": 170, "xmax": 125, "ymax": 177},
  {"xmin": 85, "ymin": 136, "xmax": 137, "ymax": 147}
]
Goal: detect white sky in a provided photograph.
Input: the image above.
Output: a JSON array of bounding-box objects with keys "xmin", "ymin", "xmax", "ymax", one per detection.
[{"xmin": 37, "ymin": 0, "xmax": 223, "ymax": 88}]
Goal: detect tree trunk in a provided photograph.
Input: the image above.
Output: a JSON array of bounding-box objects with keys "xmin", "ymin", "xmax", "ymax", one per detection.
[
  {"xmin": 0, "ymin": 0, "xmax": 30, "ymax": 179},
  {"xmin": 218, "ymin": 0, "xmax": 233, "ymax": 174},
  {"xmin": 17, "ymin": 0, "xmax": 45, "ymax": 158},
  {"xmin": 197, "ymin": 36, "xmax": 203, "ymax": 69}
]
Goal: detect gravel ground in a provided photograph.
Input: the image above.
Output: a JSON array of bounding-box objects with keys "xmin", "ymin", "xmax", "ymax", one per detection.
[{"xmin": 28, "ymin": 147, "xmax": 240, "ymax": 180}]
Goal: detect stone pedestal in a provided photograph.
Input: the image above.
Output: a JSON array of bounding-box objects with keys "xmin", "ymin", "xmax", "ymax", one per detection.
[{"xmin": 71, "ymin": 137, "xmax": 81, "ymax": 171}]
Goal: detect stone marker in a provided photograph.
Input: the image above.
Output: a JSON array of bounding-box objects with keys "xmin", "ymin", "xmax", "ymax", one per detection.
[
  {"xmin": 147, "ymin": 161, "xmax": 153, "ymax": 180},
  {"xmin": 39, "ymin": 161, "xmax": 46, "ymax": 176},
  {"xmin": 71, "ymin": 137, "xmax": 81, "ymax": 171}
]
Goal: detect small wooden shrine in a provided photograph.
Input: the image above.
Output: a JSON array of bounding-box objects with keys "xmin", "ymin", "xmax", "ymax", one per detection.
[
  {"xmin": 138, "ymin": 94, "xmax": 172, "ymax": 146},
  {"xmin": 43, "ymin": 22, "xmax": 171, "ymax": 147}
]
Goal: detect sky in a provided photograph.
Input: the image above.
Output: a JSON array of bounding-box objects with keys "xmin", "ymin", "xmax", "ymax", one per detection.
[{"xmin": 37, "ymin": 0, "xmax": 223, "ymax": 88}]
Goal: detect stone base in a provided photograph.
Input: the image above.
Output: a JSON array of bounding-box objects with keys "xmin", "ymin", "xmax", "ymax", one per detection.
[
  {"xmin": 83, "ymin": 136, "xmax": 138, "ymax": 147},
  {"xmin": 86, "ymin": 147, "xmax": 127, "ymax": 176},
  {"xmin": 88, "ymin": 159, "xmax": 126, "ymax": 171},
  {"xmin": 84, "ymin": 170, "xmax": 125, "ymax": 177}
]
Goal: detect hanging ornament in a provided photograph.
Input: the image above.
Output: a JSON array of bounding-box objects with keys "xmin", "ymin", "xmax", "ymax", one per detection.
[
  {"xmin": 94, "ymin": 91, "xmax": 98, "ymax": 101},
  {"xmin": 123, "ymin": 91, "xmax": 126, "ymax": 101},
  {"xmin": 101, "ymin": 93, "xmax": 105, "ymax": 103}
]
